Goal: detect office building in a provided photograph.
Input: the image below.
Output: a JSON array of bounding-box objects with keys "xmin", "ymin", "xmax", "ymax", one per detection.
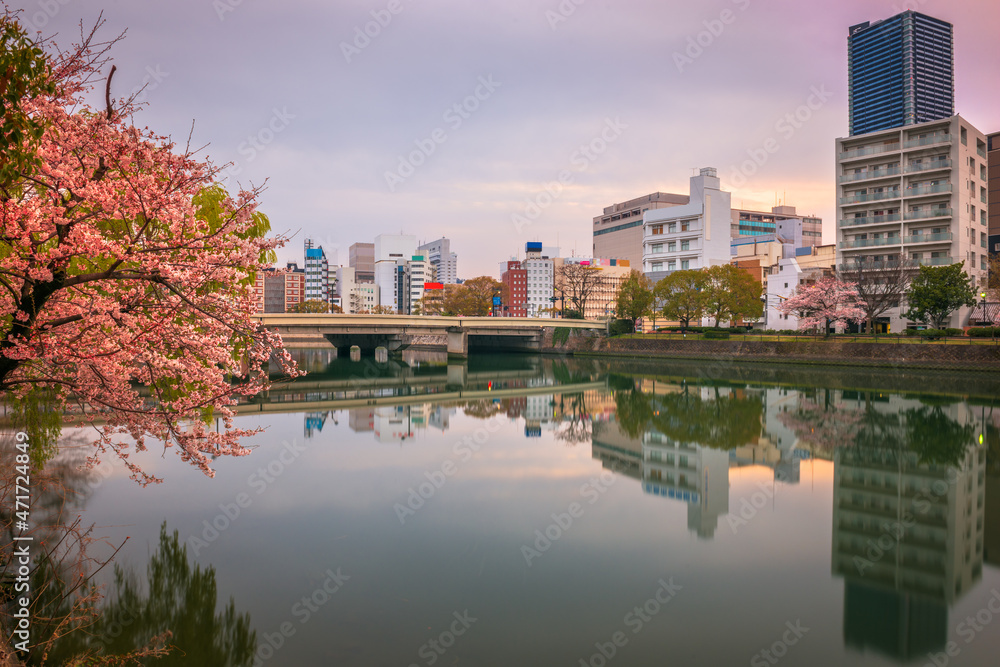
[
  {"xmin": 835, "ymin": 115, "xmax": 989, "ymax": 329},
  {"xmin": 501, "ymin": 243, "xmax": 556, "ymax": 318},
  {"xmin": 304, "ymin": 239, "xmax": 331, "ymax": 304},
  {"xmin": 848, "ymin": 11, "xmax": 954, "ymax": 136},
  {"xmin": 594, "ymin": 192, "xmax": 690, "ymax": 267},
  {"xmin": 374, "ymin": 234, "xmax": 417, "ymax": 312},
  {"xmin": 731, "ymin": 205, "xmax": 822, "ymax": 247},
  {"xmin": 418, "ymin": 237, "xmax": 459, "ymax": 284},
  {"xmin": 642, "ymin": 168, "xmax": 733, "ymax": 283},
  {"xmin": 349, "ymin": 242, "xmax": 375, "ymax": 283}
]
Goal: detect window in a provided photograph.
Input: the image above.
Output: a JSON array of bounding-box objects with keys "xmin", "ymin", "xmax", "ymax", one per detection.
[
  {"xmin": 651, "ymin": 243, "xmax": 663, "ymax": 253},
  {"xmin": 667, "ymin": 222, "xmax": 677, "ymax": 233},
  {"xmin": 668, "ymin": 241, "xmax": 676, "ymax": 252},
  {"xmin": 982, "ymin": 233, "xmax": 987, "ymax": 249},
  {"xmin": 681, "ymin": 260, "xmax": 690, "ymax": 270},
  {"xmin": 961, "ymin": 127, "xmax": 968, "ymax": 145},
  {"xmin": 681, "ymin": 221, "xmax": 690, "ymax": 232},
  {"xmin": 668, "ymin": 261, "xmax": 676, "ymax": 271},
  {"xmin": 651, "ymin": 262, "xmax": 662, "ymax": 271},
  {"xmin": 681, "ymin": 240, "xmax": 690, "ymax": 251},
  {"xmin": 651, "ymin": 224, "xmax": 663, "ymax": 235}
]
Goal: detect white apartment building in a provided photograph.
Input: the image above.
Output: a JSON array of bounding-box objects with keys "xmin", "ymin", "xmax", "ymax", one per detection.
[
  {"xmin": 406, "ymin": 255, "xmax": 432, "ymax": 314},
  {"xmin": 417, "ymin": 237, "xmax": 458, "ymax": 284},
  {"xmin": 523, "ymin": 242, "xmax": 554, "ymax": 318},
  {"xmin": 836, "ymin": 115, "xmax": 989, "ymax": 329},
  {"xmin": 642, "ymin": 168, "xmax": 734, "ymax": 282},
  {"xmin": 374, "ymin": 234, "xmax": 417, "ymax": 312}
]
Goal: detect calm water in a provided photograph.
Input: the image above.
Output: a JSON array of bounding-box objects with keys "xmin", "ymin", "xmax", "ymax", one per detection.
[{"xmin": 49, "ymin": 353, "xmax": 1000, "ymax": 666}]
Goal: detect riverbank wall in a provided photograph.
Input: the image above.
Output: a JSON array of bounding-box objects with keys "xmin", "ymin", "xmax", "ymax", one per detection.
[{"xmin": 540, "ymin": 330, "xmax": 1000, "ymax": 372}]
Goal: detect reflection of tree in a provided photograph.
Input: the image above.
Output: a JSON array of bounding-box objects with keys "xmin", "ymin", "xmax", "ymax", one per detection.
[
  {"xmin": 778, "ymin": 392, "xmax": 865, "ymax": 454},
  {"xmin": 25, "ymin": 524, "xmax": 255, "ymax": 666},
  {"xmin": 650, "ymin": 387, "xmax": 763, "ymax": 450},
  {"xmin": 554, "ymin": 393, "xmax": 591, "ymax": 445},
  {"xmin": 904, "ymin": 406, "xmax": 974, "ymax": 466},
  {"xmin": 613, "ymin": 384, "xmax": 764, "ymax": 449},
  {"xmin": 1, "ymin": 439, "xmax": 254, "ymax": 665},
  {"xmin": 613, "ymin": 388, "xmax": 654, "ymax": 440},
  {"xmin": 462, "ymin": 400, "xmax": 504, "ymax": 420},
  {"xmin": 779, "ymin": 391, "xmax": 973, "ymax": 467}
]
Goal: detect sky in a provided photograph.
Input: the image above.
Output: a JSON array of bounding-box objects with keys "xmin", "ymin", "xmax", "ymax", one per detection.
[{"xmin": 17, "ymin": 0, "xmax": 1000, "ymax": 277}]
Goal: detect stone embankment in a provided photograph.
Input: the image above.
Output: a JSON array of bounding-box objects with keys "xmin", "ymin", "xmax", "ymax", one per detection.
[{"xmin": 541, "ymin": 330, "xmax": 1000, "ymax": 371}]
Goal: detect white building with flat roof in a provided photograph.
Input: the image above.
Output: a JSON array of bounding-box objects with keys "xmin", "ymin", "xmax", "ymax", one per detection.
[{"xmin": 642, "ymin": 168, "xmax": 734, "ymax": 283}]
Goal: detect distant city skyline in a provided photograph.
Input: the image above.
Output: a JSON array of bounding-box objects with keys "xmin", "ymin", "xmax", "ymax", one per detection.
[{"xmin": 28, "ymin": 0, "xmax": 1000, "ymax": 277}]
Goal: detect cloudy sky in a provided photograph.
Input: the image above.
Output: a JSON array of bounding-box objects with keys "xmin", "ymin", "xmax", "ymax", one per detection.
[{"xmin": 21, "ymin": 0, "xmax": 1000, "ymax": 276}]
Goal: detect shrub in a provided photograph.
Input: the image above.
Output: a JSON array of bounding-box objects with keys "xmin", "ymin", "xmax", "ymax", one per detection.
[
  {"xmin": 944, "ymin": 328, "xmax": 964, "ymax": 337},
  {"xmin": 904, "ymin": 328, "xmax": 919, "ymax": 336},
  {"xmin": 967, "ymin": 327, "xmax": 1000, "ymax": 338},
  {"xmin": 563, "ymin": 309, "xmax": 584, "ymax": 320},
  {"xmin": 703, "ymin": 330, "xmax": 730, "ymax": 340},
  {"xmin": 919, "ymin": 329, "xmax": 944, "ymax": 339},
  {"xmin": 608, "ymin": 319, "xmax": 635, "ymax": 336}
]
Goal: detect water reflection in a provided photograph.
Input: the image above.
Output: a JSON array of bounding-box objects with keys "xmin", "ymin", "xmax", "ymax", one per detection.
[{"xmin": 27, "ymin": 353, "xmax": 1000, "ymax": 666}]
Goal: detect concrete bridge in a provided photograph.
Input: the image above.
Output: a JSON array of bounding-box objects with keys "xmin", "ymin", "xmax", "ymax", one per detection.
[{"xmin": 252, "ymin": 314, "xmax": 606, "ymax": 357}]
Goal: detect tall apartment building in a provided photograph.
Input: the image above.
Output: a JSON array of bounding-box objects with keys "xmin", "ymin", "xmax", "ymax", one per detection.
[
  {"xmin": 405, "ymin": 255, "xmax": 432, "ymax": 314},
  {"xmin": 417, "ymin": 237, "xmax": 458, "ymax": 284},
  {"xmin": 374, "ymin": 234, "xmax": 416, "ymax": 312},
  {"xmin": 593, "ymin": 192, "xmax": 690, "ymax": 267},
  {"xmin": 848, "ymin": 11, "xmax": 954, "ymax": 136},
  {"xmin": 303, "ymin": 239, "xmax": 330, "ymax": 304},
  {"xmin": 989, "ymin": 132, "xmax": 1000, "ymax": 281},
  {"xmin": 642, "ymin": 168, "xmax": 733, "ymax": 282},
  {"xmin": 835, "ymin": 115, "xmax": 989, "ymax": 329},
  {"xmin": 349, "ymin": 242, "xmax": 375, "ymax": 283}
]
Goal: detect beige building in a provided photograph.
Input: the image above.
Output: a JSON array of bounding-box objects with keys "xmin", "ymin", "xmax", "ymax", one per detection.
[
  {"xmin": 593, "ymin": 192, "xmax": 689, "ymax": 267},
  {"xmin": 731, "ymin": 205, "xmax": 823, "ymax": 246},
  {"xmin": 553, "ymin": 257, "xmax": 632, "ymax": 320},
  {"xmin": 836, "ymin": 114, "xmax": 989, "ymax": 329}
]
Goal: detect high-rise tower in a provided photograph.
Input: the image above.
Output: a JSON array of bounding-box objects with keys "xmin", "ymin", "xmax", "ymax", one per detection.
[{"xmin": 848, "ymin": 11, "xmax": 954, "ymax": 136}]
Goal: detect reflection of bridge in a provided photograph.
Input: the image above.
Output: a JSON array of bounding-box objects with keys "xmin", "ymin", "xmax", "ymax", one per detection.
[
  {"xmin": 252, "ymin": 314, "xmax": 606, "ymax": 357},
  {"xmin": 236, "ymin": 379, "xmax": 608, "ymax": 414}
]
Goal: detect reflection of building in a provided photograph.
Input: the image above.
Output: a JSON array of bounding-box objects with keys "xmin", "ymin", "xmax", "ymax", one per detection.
[
  {"xmin": 374, "ymin": 405, "xmax": 415, "ymax": 443},
  {"xmin": 831, "ymin": 423, "xmax": 986, "ymax": 659},
  {"xmin": 730, "ymin": 388, "xmax": 808, "ymax": 483},
  {"xmin": 349, "ymin": 408, "xmax": 374, "ymax": 433},
  {"xmin": 304, "ymin": 411, "xmax": 334, "ymax": 438},
  {"xmin": 591, "ymin": 419, "xmax": 642, "ymax": 481},
  {"xmin": 642, "ymin": 433, "xmax": 729, "ymax": 539}
]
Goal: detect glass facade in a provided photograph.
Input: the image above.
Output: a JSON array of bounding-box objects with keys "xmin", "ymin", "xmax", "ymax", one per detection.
[{"xmin": 848, "ymin": 11, "xmax": 953, "ymax": 136}]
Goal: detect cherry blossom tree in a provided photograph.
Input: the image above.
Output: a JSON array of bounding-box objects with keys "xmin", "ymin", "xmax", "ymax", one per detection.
[
  {"xmin": 777, "ymin": 277, "xmax": 865, "ymax": 336},
  {"xmin": 0, "ymin": 15, "xmax": 299, "ymax": 484}
]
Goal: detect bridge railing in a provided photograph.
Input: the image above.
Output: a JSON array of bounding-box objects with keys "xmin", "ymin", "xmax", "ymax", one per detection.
[{"xmin": 252, "ymin": 314, "xmax": 607, "ymax": 329}]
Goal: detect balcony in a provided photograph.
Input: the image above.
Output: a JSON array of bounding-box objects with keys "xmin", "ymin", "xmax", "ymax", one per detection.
[
  {"xmin": 838, "ymin": 190, "xmax": 901, "ymax": 205},
  {"xmin": 903, "ymin": 134, "xmax": 951, "ymax": 149},
  {"xmin": 839, "ymin": 237, "xmax": 900, "ymax": 249},
  {"xmin": 904, "ymin": 159, "xmax": 951, "ymax": 173},
  {"xmin": 902, "ymin": 232, "xmax": 953, "ymax": 244},
  {"xmin": 903, "ymin": 183, "xmax": 952, "ymax": 198},
  {"xmin": 978, "ymin": 147, "xmax": 987, "ymax": 159},
  {"xmin": 905, "ymin": 208, "xmax": 953, "ymax": 221},
  {"xmin": 839, "ymin": 143, "xmax": 901, "ymax": 160},
  {"xmin": 839, "ymin": 261, "xmax": 904, "ymax": 272},
  {"xmin": 838, "ymin": 214, "xmax": 902, "ymax": 228},
  {"xmin": 839, "ymin": 167, "xmax": 901, "ymax": 183},
  {"xmin": 914, "ymin": 256, "xmax": 955, "ymax": 266}
]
